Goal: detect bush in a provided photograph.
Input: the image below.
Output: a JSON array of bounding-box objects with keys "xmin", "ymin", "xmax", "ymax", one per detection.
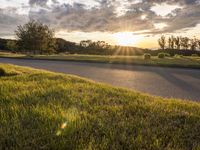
[
  {"xmin": 158, "ymin": 53, "xmax": 165, "ymax": 58},
  {"xmin": 144, "ymin": 53, "xmax": 151, "ymax": 60},
  {"xmin": 0, "ymin": 68, "xmax": 6, "ymax": 76},
  {"xmin": 26, "ymin": 54, "xmax": 34, "ymax": 58},
  {"xmin": 174, "ymin": 54, "xmax": 183, "ymax": 58},
  {"xmin": 164, "ymin": 53, "xmax": 171, "ymax": 57},
  {"xmin": 191, "ymin": 54, "xmax": 199, "ymax": 57}
]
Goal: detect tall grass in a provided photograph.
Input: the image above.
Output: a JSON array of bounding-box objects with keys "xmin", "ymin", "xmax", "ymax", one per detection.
[{"xmin": 0, "ymin": 64, "xmax": 200, "ymax": 149}]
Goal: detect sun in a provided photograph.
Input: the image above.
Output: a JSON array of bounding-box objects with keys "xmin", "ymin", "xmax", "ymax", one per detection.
[{"xmin": 113, "ymin": 32, "xmax": 141, "ymax": 46}]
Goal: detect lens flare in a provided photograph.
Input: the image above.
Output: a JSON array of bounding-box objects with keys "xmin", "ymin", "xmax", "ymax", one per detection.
[{"xmin": 113, "ymin": 32, "xmax": 142, "ymax": 46}]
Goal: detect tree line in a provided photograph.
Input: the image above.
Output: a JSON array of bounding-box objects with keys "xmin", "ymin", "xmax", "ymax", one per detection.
[
  {"xmin": 0, "ymin": 20, "xmax": 112, "ymax": 54},
  {"xmin": 158, "ymin": 35, "xmax": 200, "ymax": 51},
  {"xmin": 0, "ymin": 20, "xmax": 145, "ymax": 55},
  {"xmin": 1, "ymin": 20, "xmax": 200, "ymax": 56}
]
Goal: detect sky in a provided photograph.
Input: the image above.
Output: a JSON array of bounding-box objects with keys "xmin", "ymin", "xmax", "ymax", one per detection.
[{"xmin": 0, "ymin": 0, "xmax": 200, "ymax": 48}]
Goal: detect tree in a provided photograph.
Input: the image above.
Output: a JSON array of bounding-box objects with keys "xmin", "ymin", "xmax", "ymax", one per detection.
[
  {"xmin": 197, "ymin": 40, "xmax": 200, "ymax": 50},
  {"xmin": 158, "ymin": 35, "xmax": 166, "ymax": 50},
  {"xmin": 6, "ymin": 40, "xmax": 18, "ymax": 52},
  {"xmin": 171, "ymin": 36, "xmax": 175, "ymax": 49},
  {"xmin": 174, "ymin": 36, "xmax": 181, "ymax": 50},
  {"xmin": 180, "ymin": 37, "xmax": 189, "ymax": 50},
  {"xmin": 80, "ymin": 40, "xmax": 110, "ymax": 50},
  {"xmin": 190, "ymin": 38, "xmax": 198, "ymax": 50},
  {"xmin": 80, "ymin": 40, "xmax": 92, "ymax": 48},
  {"xmin": 168, "ymin": 36, "xmax": 172, "ymax": 49},
  {"xmin": 168, "ymin": 36, "xmax": 175, "ymax": 49},
  {"xmin": 15, "ymin": 20, "xmax": 55, "ymax": 54},
  {"xmin": 55, "ymin": 38, "xmax": 77, "ymax": 53}
]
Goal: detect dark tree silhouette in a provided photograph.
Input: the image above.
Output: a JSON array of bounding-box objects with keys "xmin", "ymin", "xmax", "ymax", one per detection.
[
  {"xmin": 15, "ymin": 20, "xmax": 55, "ymax": 54},
  {"xmin": 158, "ymin": 35, "xmax": 200, "ymax": 51},
  {"xmin": 180, "ymin": 37, "xmax": 190, "ymax": 50},
  {"xmin": 174, "ymin": 36, "xmax": 181, "ymax": 50},
  {"xmin": 190, "ymin": 38, "xmax": 198, "ymax": 50},
  {"xmin": 168, "ymin": 36, "xmax": 175, "ymax": 49},
  {"xmin": 158, "ymin": 35, "xmax": 166, "ymax": 50}
]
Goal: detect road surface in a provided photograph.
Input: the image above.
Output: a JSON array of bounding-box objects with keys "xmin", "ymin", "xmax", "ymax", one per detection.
[{"xmin": 0, "ymin": 58, "xmax": 200, "ymax": 101}]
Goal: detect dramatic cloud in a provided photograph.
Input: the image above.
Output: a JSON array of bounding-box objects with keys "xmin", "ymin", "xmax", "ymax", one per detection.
[
  {"xmin": 0, "ymin": 0, "xmax": 200, "ymax": 37},
  {"xmin": 29, "ymin": 0, "xmax": 49, "ymax": 6},
  {"xmin": 0, "ymin": 7, "xmax": 28, "ymax": 38}
]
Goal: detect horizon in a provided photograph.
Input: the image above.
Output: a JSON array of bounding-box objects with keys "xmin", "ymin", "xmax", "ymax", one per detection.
[{"xmin": 1, "ymin": 0, "xmax": 200, "ymax": 48}]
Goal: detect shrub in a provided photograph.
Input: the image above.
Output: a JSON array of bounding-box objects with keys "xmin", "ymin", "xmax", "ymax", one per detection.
[
  {"xmin": 174, "ymin": 54, "xmax": 183, "ymax": 58},
  {"xmin": 191, "ymin": 54, "xmax": 199, "ymax": 57},
  {"xmin": 26, "ymin": 54, "xmax": 34, "ymax": 58},
  {"xmin": 158, "ymin": 53, "xmax": 165, "ymax": 58},
  {"xmin": 164, "ymin": 53, "xmax": 171, "ymax": 57},
  {"xmin": 0, "ymin": 68, "xmax": 6, "ymax": 76},
  {"xmin": 144, "ymin": 53, "xmax": 151, "ymax": 60}
]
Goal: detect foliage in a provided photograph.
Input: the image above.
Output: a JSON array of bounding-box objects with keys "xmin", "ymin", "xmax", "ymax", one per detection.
[
  {"xmin": 164, "ymin": 53, "xmax": 171, "ymax": 57},
  {"xmin": 15, "ymin": 20, "xmax": 55, "ymax": 54},
  {"xmin": 174, "ymin": 36, "xmax": 181, "ymax": 50},
  {"xmin": 1, "ymin": 52, "xmax": 200, "ymax": 68},
  {"xmin": 174, "ymin": 54, "xmax": 183, "ymax": 58},
  {"xmin": 180, "ymin": 37, "xmax": 190, "ymax": 50},
  {"xmin": 158, "ymin": 53, "xmax": 165, "ymax": 58},
  {"xmin": 190, "ymin": 38, "xmax": 198, "ymax": 50},
  {"xmin": 158, "ymin": 35, "xmax": 166, "ymax": 50},
  {"xmin": 80, "ymin": 40, "xmax": 110, "ymax": 50},
  {"xmin": 0, "ymin": 38, "xmax": 7, "ymax": 50},
  {"xmin": 168, "ymin": 36, "xmax": 175, "ymax": 49},
  {"xmin": 158, "ymin": 52, "xmax": 172, "ymax": 58},
  {"xmin": 0, "ymin": 64, "xmax": 200, "ymax": 150},
  {"xmin": 6, "ymin": 40, "xmax": 18, "ymax": 52},
  {"xmin": 0, "ymin": 39, "xmax": 18, "ymax": 51},
  {"xmin": 159, "ymin": 35, "xmax": 200, "ymax": 51},
  {"xmin": 191, "ymin": 54, "xmax": 199, "ymax": 57},
  {"xmin": 1, "ymin": 36, "xmax": 200, "ymax": 56},
  {"xmin": 144, "ymin": 53, "xmax": 151, "ymax": 59},
  {"xmin": 55, "ymin": 38, "xmax": 78, "ymax": 53}
]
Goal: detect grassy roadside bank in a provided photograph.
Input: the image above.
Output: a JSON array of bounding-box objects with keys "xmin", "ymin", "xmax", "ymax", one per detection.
[
  {"xmin": 0, "ymin": 52, "xmax": 200, "ymax": 69},
  {"xmin": 0, "ymin": 64, "xmax": 200, "ymax": 149}
]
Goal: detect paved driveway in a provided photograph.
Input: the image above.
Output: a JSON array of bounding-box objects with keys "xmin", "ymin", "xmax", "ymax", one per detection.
[{"xmin": 0, "ymin": 58, "xmax": 200, "ymax": 101}]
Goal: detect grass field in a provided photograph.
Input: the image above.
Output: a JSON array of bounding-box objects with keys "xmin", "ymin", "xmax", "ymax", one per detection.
[
  {"xmin": 0, "ymin": 64, "xmax": 200, "ymax": 149},
  {"xmin": 1, "ymin": 51, "xmax": 200, "ymax": 69}
]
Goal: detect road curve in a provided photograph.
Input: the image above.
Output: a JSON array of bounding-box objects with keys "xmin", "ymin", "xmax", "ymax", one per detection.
[{"xmin": 0, "ymin": 58, "xmax": 200, "ymax": 101}]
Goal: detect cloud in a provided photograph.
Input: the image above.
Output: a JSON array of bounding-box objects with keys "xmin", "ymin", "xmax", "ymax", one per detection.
[
  {"xmin": 0, "ymin": 7, "xmax": 28, "ymax": 37},
  {"xmin": 143, "ymin": 1, "xmax": 200, "ymax": 34},
  {"xmin": 0, "ymin": 0, "xmax": 200, "ymax": 37},
  {"xmin": 29, "ymin": 0, "xmax": 49, "ymax": 6},
  {"xmin": 29, "ymin": 1, "xmax": 155, "ymax": 32}
]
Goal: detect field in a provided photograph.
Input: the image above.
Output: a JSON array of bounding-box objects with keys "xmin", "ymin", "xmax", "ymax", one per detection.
[
  {"xmin": 0, "ymin": 64, "xmax": 200, "ymax": 149},
  {"xmin": 0, "ymin": 51, "xmax": 200, "ymax": 69}
]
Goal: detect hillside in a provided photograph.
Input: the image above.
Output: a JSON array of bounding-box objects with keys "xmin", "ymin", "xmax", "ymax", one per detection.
[{"xmin": 0, "ymin": 64, "xmax": 200, "ymax": 149}]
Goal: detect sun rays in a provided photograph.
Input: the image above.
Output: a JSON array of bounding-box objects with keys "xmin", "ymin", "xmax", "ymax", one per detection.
[
  {"xmin": 113, "ymin": 32, "xmax": 143, "ymax": 47},
  {"xmin": 111, "ymin": 32, "xmax": 143, "ymax": 57}
]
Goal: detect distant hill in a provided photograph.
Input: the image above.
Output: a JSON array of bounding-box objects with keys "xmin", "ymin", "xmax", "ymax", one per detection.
[
  {"xmin": 1, "ymin": 38, "xmax": 199, "ymax": 56},
  {"xmin": 55, "ymin": 38, "xmax": 146, "ymax": 55},
  {"xmin": 0, "ymin": 38, "xmax": 17, "ymax": 50},
  {"xmin": 55, "ymin": 38, "xmax": 79, "ymax": 53}
]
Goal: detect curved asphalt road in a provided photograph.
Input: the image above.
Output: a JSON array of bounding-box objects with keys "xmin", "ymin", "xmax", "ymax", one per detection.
[{"xmin": 0, "ymin": 58, "xmax": 200, "ymax": 101}]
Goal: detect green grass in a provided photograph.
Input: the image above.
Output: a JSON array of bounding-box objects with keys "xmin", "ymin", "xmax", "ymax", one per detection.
[
  {"xmin": 1, "ymin": 51, "xmax": 200, "ymax": 69},
  {"xmin": 0, "ymin": 64, "xmax": 200, "ymax": 149}
]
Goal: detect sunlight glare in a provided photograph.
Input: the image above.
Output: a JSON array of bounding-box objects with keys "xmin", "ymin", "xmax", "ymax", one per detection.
[
  {"xmin": 154, "ymin": 23, "xmax": 168, "ymax": 30},
  {"xmin": 113, "ymin": 32, "xmax": 142, "ymax": 46},
  {"xmin": 141, "ymin": 15, "xmax": 147, "ymax": 20}
]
